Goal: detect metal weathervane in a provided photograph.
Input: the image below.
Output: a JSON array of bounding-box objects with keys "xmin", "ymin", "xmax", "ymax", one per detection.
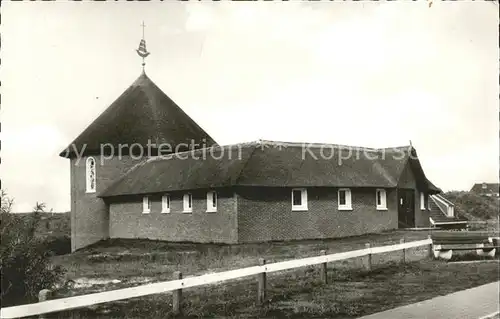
[{"xmin": 136, "ymin": 21, "xmax": 150, "ymax": 70}]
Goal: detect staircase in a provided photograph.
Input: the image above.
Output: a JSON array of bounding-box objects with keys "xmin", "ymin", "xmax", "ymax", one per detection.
[{"xmin": 429, "ymin": 194, "xmax": 469, "ymax": 230}]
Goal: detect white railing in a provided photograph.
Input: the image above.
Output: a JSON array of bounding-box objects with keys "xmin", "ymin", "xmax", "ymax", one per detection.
[
  {"xmin": 0, "ymin": 238, "xmax": 432, "ymax": 319},
  {"xmin": 431, "ymin": 194, "xmax": 455, "ymax": 217}
]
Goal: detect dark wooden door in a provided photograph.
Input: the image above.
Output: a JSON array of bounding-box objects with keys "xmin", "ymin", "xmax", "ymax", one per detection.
[{"xmin": 398, "ymin": 189, "xmax": 415, "ymax": 228}]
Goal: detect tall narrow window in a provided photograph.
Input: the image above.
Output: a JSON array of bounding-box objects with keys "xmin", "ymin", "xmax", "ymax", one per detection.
[
  {"xmin": 183, "ymin": 193, "xmax": 193, "ymax": 213},
  {"xmin": 291, "ymin": 188, "xmax": 308, "ymax": 211},
  {"xmin": 338, "ymin": 188, "xmax": 352, "ymax": 210},
  {"xmin": 162, "ymin": 194, "xmax": 170, "ymax": 214},
  {"xmin": 376, "ymin": 189, "xmax": 387, "ymax": 210},
  {"xmin": 206, "ymin": 191, "xmax": 217, "ymax": 212},
  {"xmin": 420, "ymin": 192, "xmax": 426, "ymax": 210},
  {"xmin": 86, "ymin": 157, "xmax": 96, "ymax": 193},
  {"xmin": 142, "ymin": 196, "xmax": 151, "ymax": 214}
]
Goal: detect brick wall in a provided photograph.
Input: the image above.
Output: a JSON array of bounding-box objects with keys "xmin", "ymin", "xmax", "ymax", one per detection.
[
  {"xmin": 236, "ymin": 187, "xmax": 398, "ymax": 243},
  {"xmin": 109, "ymin": 188, "xmax": 238, "ymax": 243},
  {"xmin": 71, "ymin": 155, "xmax": 142, "ymax": 251},
  {"xmin": 415, "ymin": 196, "xmax": 430, "ymax": 227}
]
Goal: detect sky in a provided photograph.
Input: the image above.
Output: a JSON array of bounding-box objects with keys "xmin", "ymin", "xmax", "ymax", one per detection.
[{"xmin": 0, "ymin": 1, "xmax": 498, "ymax": 212}]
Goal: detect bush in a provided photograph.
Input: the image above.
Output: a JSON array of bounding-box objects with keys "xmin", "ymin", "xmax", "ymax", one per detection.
[
  {"xmin": 1, "ymin": 191, "xmax": 65, "ymax": 307},
  {"xmin": 43, "ymin": 235, "xmax": 72, "ymax": 256},
  {"xmin": 444, "ymin": 191, "xmax": 500, "ymax": 220}
]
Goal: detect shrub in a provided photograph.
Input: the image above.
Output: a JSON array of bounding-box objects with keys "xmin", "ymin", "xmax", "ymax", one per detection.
[
  {"xmin": 0, "ymin": 191, "xmax": 65, "ymax": 307},
  {"xmin": 43, "ymin": 235, "xmax": 72, "ymax": 256},
  {"xmin": 444, "ymin": 191, "xmax": 500, "ymax": 220}
]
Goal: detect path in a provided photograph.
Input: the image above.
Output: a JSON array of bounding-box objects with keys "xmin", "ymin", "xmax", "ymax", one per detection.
[{"xmin": 358, "ymin": 281, "xmax": 499, "ymax": 319}]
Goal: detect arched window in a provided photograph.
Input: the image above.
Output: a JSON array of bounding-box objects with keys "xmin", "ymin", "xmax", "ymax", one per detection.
[{"xmin": 86, "ymin": 157, "xmax": 97, "ymax": 193}]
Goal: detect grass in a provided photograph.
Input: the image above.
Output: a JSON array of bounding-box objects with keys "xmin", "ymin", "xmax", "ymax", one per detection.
[
  {"xmin": 51, "ymin": 230, "xmax": 432, "ymax": 282},
  {"xmin": 47, "ymin": 259, "xmax": 499, "ymax": 319},
  {"xmin": 448, "ymin": 251, "xmax": 500, "ymax": 262},
  {"xmin": 40, "ymin": 230, "xmax": 500, "ymax": 318},
  {"xmin": 51, "ymin": 229, "xmax": 499, "ymax": 284}
]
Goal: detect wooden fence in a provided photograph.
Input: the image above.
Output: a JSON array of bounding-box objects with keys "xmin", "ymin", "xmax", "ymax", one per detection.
[{"xmin": 0, "ymin": 237, "xmax": 433, "ymax": 319}]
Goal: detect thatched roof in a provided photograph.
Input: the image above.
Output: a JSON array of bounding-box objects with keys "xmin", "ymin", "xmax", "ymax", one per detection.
[
  {"xmin": 59, "ymin": 72, "xmax": 217, "ymax": 158},
  {"xmin": 99, "ymin": 140, "xmax": 441, "ymax": 198}
]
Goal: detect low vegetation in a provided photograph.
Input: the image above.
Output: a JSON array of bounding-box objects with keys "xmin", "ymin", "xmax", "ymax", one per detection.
[
  {"xmin": 51, "ymin": 230, "xmax": 431, "ymax": 283},
  {"xmin": 3, "ymin": 189, "xmax": 498, "ymax": 315},
  {"xmin": 448, "ymin": 251, "xmax": 500, "ymax": 262},
  {"xmin": 444, "ymin": 191, "xmax": 500, "ymax": 221},
  {"xmin": 49, "ymin": 259, "xmax": 499, "ymax": 319},
  {"xmin": 0, "ymin": 191, "xmax": 66, "ymax": 307}
]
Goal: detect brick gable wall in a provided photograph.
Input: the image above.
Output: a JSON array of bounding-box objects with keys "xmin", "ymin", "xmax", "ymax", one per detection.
[{"xmin": 71, "ymin": 155, "xmax": 142, "ymax": 251}]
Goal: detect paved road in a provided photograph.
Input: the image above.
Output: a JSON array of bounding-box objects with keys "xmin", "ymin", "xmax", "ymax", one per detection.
[{"xmin": 358, "ymin": 281, "xmax": 499, "ymax": 319}]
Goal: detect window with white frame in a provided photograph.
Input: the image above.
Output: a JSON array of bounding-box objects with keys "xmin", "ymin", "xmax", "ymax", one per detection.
[
  {"xmin": 86, "ymin": 157, "xmax": 97, "ymax": 193},
  {"xmin": 161, "ymin": 194, "xmax": 170, "ymax": 213},
  {"xmin": 183, "ymin": 193, "xmax": 193, "ymax": 213},
  {"xmin": 420, "ymin": 192, "xmax": 426, "ymax": 210},
  {"xmin": 291, "ymin": 188, "xmax": 308, "ymax": 211},
  {"xmin": 142, "ymin": 196, "xmax": 151, "ymax": 214},
  {"xmin": 206, "ymin": 191, "xmax": 217, "ymax": 212},
  {"xmin": 338, "ymin": 188, "xmax": 352, "ymax": 210},
  {"xmin": 376, "ymin": 189, "xmax": 387, "ymax": 210}
]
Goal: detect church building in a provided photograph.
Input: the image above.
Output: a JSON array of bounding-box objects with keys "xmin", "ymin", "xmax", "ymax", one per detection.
[{"xmin": 60, "ymin": 33, "xmax": 446, "ymax": 252}]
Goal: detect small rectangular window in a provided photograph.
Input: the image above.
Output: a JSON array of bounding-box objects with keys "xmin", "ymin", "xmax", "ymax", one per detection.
[
  {"xmin": 291, "ymin": 188, "xmax": 308, "ymax": 211},
  {"xmin": 376, "ymin": 189, "xmax": 387, "ymax": 210},
  {"xmin": 339, "ymin": 191, "xmax": 346, "ymax": 206},
  {"xmin": 162, "ymin": 194, "xmax": 170, "ymax": 214},
  {"xmin": 206, "ymin": 191, "xmax": 217, "ymax": 212},
  {"xmin": 142, "ymin": 196, "xmax": 151, "ymax": 214},
  {"xmin": 338, "ymin": 188, "xmax": 352, "ymax": 210},
  {"xmin": 183, "ymin": 193, "xmax": 193, "ymax": 213},
  {"xmin": 292, "ymin": 190, "xmax": 302, "ymax": 206}
]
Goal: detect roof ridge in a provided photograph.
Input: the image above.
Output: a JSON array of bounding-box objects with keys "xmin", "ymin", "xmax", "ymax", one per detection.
[
  {"xmin": 145, "ymin": 141, "xmax": 259, "ymax": 161},
  {"xmin": 143, "ymin": 75, "xmax": 219, "ymax": 146},
  {"xmin": 257, "ymin": 139, "xmax": 411, "ymax": 152}
]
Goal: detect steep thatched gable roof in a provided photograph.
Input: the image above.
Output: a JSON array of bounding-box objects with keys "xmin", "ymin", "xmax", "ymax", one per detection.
[
  {"xmin": 99, "ymin": 140, "xmax": 440, "ymax": 198},
  {"xmin": 59, "ymin": 72, "xmax": 217, "ymax": 158}
]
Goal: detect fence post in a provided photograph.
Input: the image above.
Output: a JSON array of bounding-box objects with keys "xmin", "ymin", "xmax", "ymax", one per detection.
[
  {"xmin": 427, "ymin": 235, "xmax": 433, "ymax": 259},
  {"xmin": 257, "ymin": 258, "xmax": 266, "ymax": 305},
  {"xmin": 172, "ymin": 271, "xmax": 183, "ymax": 315},
  {"xmin": 400, "ymin": 238, "xmax": 406, "ymax": 263},
  {"xmin": 320, "ymin": 250, "xmax": 328, "ymax": 284},
  {"xmin": 364, "ymin": 243, "xmax": 372, "ymax": 271},
  {"xmin": 38, "ymin": 289, "xmax": 52, "ymax": 319}
]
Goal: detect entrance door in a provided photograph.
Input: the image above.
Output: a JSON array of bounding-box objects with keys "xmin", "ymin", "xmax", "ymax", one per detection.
[{"xmin": 398, "ymin": 189, "xmax": 415, "ymax": 228}]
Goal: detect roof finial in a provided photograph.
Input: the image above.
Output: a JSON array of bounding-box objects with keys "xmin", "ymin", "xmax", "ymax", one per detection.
[
  {"xmin": 409, "ymin": 140, "xmax": 413, "ymax": 148},
  {"xmin": 136, "ymin": 21, "xmax": 150, "ymax": 72}
]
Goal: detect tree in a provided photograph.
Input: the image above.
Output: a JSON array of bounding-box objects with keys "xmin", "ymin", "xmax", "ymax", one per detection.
[{"xmin": 0, "ymin": 190, "xmax": 65, "ymax": 307}]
